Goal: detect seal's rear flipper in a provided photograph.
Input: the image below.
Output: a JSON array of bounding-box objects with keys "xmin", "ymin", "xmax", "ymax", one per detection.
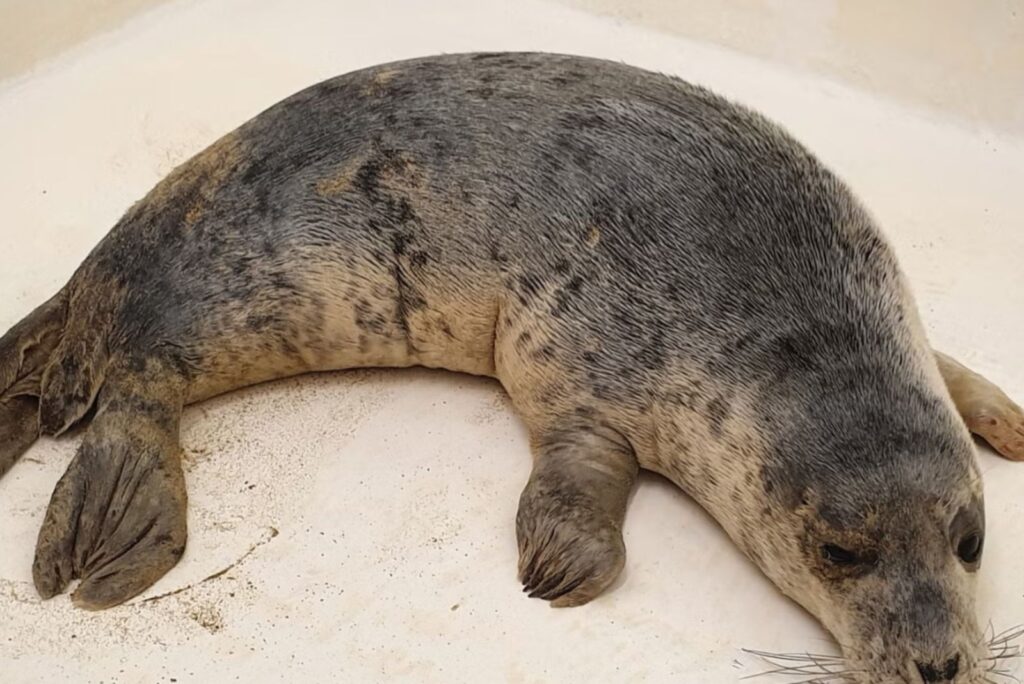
[
  {"xmin": 0, "ymin": 293, "xmax": 66, "ymax": 478},
  {"xmin": 935, "ymin": 351, "xmax": 1024, "ymax": 461},
  {"xmin": 32, "ymin": 356, "xmax": 188, "ymax": 609}
]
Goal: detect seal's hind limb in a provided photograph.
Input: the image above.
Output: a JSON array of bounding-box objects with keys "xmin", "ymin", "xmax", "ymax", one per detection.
[
  {"xmin": 32, "ymin": 355, "xmax": 188, "ymax": 610},
  {"xmin": 516, "ymin": 424, "xmax": 638, "ymax": 607},
  {"xmin": 935, "ymin": 350, "xmax": 1024, "ymax": 460},
  {"xmin": 0, "ymin": 293, "xmax": 66, "ymax": 478}
]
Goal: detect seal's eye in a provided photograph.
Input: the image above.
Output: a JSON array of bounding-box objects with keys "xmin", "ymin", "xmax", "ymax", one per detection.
[
  {"xmin": 957, "ymin": 533, "xmax": 983, "ymax": 564},
  {"xmin": 821, "ymin": 544, "xmax": 857, "ymax": 566}
]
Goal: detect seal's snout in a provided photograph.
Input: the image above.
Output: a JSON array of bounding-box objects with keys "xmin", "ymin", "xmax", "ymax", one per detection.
[{"xmin": 914, "ymin": 654, "xmax": 960, "ymax": 682}]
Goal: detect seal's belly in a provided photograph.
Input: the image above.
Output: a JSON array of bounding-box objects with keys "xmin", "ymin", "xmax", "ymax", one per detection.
[{"xmin": 178, "ymin": 241, "xmax": 502, "ymax": 403}]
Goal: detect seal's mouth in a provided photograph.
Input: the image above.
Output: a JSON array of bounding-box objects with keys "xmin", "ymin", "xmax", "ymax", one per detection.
[{"xmin": 741, "ymin": 624, "xmax": 1024, "ymax": 683}]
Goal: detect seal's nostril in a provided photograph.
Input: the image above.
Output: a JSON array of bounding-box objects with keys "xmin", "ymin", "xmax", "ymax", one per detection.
[
  {"xmin": 915, "ymin": 654, "xmax": 960, "ymax": 682},
  {"xmin": 943, "ymin": 654, "xmax": 960, "ymax": 680}
]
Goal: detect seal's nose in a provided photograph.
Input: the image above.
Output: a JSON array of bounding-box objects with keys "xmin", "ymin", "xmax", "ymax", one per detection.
[{"xmin": 915, "ymin": 654, "xmax": 960, "ymax": 682}]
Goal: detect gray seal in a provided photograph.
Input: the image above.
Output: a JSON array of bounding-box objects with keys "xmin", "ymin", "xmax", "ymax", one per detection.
[{"xmin": 1, "ymin": 53, "xmax": 1022, "ymax": 684}]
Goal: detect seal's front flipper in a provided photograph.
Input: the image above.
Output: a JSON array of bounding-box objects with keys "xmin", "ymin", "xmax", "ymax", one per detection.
[
  {"xmin": 935, "ymin": 351, "xmax": 1024, "ymax": 461},
  {"xmin": 32, "ymin": 357, "xmax": 188, "ymax": 609},
  {"xmin": 516, "ymin": 423, "xmax": 638, "ymax": 607},
  {"xmin": 0, "ymin": 293, "xmax": 66, "ymax": 478}
]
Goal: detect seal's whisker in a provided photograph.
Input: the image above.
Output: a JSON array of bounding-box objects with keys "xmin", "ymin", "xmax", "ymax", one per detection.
[
  {"xmin": 746, "ymin": 673, "xmax": 858, "ymax": 684},
  {"xmin": 740, "ymin": 654, "xmax": 839, "ymax": 678},
  {"xmin": 990, "ymin": 624, "xmax": 1024, "ymax": 641},
  {"xmin": 779, "ymin": 674, "xmax": 859, "ymax": 684},
  {"xmin": 987, "ymin": 673, "xmax": 1019, "ymax": 684},
  {"xmin": 741, "ymin": 665, "xmax": 830, "ymax": 680},
  {"xmin": 740, "ymin": 648, "xmax": 859, "ymax": 682},
  {"xmin": 984, "ymin": 622, "xmax": 1024, "ymax": 682},
  {"xmin": 986, "ymin": 645, "xmax": 1019, "ymax": 662},
  {"xmin": 986, "ymin": 644, "xmax": 1022, "ymax": 661},
  {"xmin": 989, "ymin": 624, "xmax": 1024, "ymax": 648},
  {"xmin": 743, "ymin": 665, "xmax": 843, "ymax": 678},
  {"xmin": 741, "ymin": 648, "xmax": 845, "ymax": 663},
  {"xmin": 985, "ymin": 664, "xmax": 1022, "ymax": 683}
]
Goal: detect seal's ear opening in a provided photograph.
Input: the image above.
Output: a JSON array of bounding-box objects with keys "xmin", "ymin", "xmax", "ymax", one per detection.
[
  {"xmin": 814, "ymin": 537, "xmax": 880, "ymax": 581},
  {"xmin": 820, "ymin": 543, "xmax": 878, "ymax": 569},
  {"xmin": 822, "ymin": 543, "xmax": 856, "ymax": 565}
]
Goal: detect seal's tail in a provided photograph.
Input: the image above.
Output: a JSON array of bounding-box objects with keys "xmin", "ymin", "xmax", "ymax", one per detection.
[{"xmin": 0, "ymin": 291, "xmax": 67, "ymax": 477}]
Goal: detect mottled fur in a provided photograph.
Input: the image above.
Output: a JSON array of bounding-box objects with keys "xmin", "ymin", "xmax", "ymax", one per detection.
[{"xmin": 1, "ymin": 53, "xmax": 1022, "ymax": 682}]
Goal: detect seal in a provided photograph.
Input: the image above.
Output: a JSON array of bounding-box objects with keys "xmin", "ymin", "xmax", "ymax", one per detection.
[{"xmin": 1, "ymin": 52, "xmax": 1021, "ymax": 683}]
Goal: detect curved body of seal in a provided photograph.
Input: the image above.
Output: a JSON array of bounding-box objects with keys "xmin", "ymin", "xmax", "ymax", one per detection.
[{"xmin": 2, "ymin": 53, "xmax": 1023, "ymax": 683}]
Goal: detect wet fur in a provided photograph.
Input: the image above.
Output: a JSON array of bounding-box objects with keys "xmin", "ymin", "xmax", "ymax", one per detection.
[{"xmin": 1, "ymin": 53, "xmax": 1022, "ymax": 681}]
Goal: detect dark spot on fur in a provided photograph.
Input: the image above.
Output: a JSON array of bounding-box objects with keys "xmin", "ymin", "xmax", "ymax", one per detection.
[
  {"xmin": 410, "ymin": 250, "xmax": 429, "ymax": 268},
  {"xmin": 387, "ymin": 196, "xmax": 416, "ymax": 224},
  {"xmin": 706, "ymin": 396, "xmax": 731, "ymax": 437},
  {"xmin": 245, "ymin": 311, "xmax": 280, "ymax": 331},
  {"xmin": 773, "ymin": 333, "xmax": 817, "ymax": 375},
  {"xmin": 574, "ymin": 405, "xmax": 596, "ymax": 419},
  {"xmin": 664, "ymin": 386, "xmax": 701, "ymax": 411},
  {"xmin": 388, "ymin": 233, "xmax": 426, "ymax": 349},
  {"xmin": 557, "ymin": 134, "xmax": 598, "ymax": 170},
  {"xmin": 561, "ymin": 111, "xmax": 607, "ymax": 130},
  {"xmin": 280, "ymin": 338, "xmax": 301, "ymax": 359},
  {"xmin": 432, "ymin": 139, "xmax": 451, "ymax": 157},
  {"xmin": 469, "ymin": 86, "xmax": 496, "ymax": 99},
  {"xmin": 551, "ymin": 69, "xmax": 586, "ymax": 87},
  {"xmin": 489, "ymin": 243, "xmax": 508, "ymax": 264},
  {"xmin": 354, "ymin": 299, "xmax": 390, "ymax": 336},
  {"xmin": 551, "ymin": 275, "xmax": 587, "ymax": 319},
  {"xmin": 518, "ymin": 273, "xmax": 544, "ymax": 300},
  {"xmin": 633, "ymin": 344, "xmax": 665, "ymax": 370},
  {"xmin": 534, "ymin": 344, "xmax": 556, "ymax": 362},
  {"xmin": 354, "ymin": 159, "xmax": 382, "ymax": 197},
  {"xmin": 392, "ymin": 232, "xmax": 411, "ymax": 257}
]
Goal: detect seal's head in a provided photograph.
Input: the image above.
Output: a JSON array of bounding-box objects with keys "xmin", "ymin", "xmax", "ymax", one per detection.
[
  {"xmin": 797, "ymin": 470, "xmax": 986, "ymax": 682},
  {"xmin": 753, "ymin": 397, "xmax": 1008, "ymax": 683}
]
